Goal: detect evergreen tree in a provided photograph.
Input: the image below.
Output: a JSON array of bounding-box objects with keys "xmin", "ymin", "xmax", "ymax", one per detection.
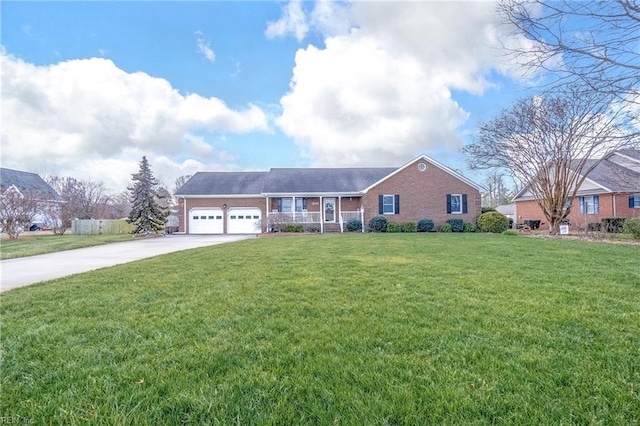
[{"xmin": 127, "ymin": 156, "xmax": 167, "ymax": 234}]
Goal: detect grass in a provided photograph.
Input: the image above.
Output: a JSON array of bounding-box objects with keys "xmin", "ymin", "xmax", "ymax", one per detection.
[
  {"xmin": 0, "ymin": 233, "xmax": 134, "ymax": 260},
  {"xmin": 1, "ymin": 234, "xmax": 639, "ymax": 424}
]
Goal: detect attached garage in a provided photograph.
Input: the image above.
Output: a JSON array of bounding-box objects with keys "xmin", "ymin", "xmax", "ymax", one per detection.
[
  {"xmin": 189, "ymin": 208, "xmax": 223, "ymax": 234},
  {"xmin": 227, "ymin": 208, "xmax": 261, "ymax": 234}
]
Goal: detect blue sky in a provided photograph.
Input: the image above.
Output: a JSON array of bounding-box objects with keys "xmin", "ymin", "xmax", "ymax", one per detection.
[{"xmin": 1, "ymin": 1, "xmax": 533, "ymax": 192}]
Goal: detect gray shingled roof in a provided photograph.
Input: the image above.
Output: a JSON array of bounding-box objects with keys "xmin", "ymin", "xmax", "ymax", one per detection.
[
  {"xmin": 617, "ymin": 149, "xmax": 640, "ymax": 161},
  {"xmin": 174, "ymin": 167, "xmax": 398, "ymax": 196},
  {"xmin": 263, "ymin": 168, "xmax": 397, "ymax": 194},
  {"xmin": 579, "ymin": 158, "xmax": 640, "ymax": 192},
  {"xmin": 175, "ymin": 172, "xmax": 268, "ymax": 196},
  {"xmin": 0, "ymin": 168, "xmax": 62, "ymax": 201}
]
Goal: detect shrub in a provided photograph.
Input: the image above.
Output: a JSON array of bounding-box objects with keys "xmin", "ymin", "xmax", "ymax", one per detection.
[
  {"xmin": 417, "ymin": 219, "xmax": 434, "ymax": 232},
  {"xmin": 368, "ymin": 216, "xmax": 388, "ymax": 232},
  {"xmin": 463, "ymin": 222, "xmax": 477, "ymax": 233},
  {"xmin": 477, "ymin": 211, "xmax": 510, "ymax": 233},
  {"xmin": 446, "ymin": 219, "xmax": 464, "ymax": 232},
  {"xmin": 602, "ymin": 217, "xmax": 626, "ymax": 233},
  {"xmin": 623, "ymin": 217, "xmax": 640, "ymax": 239},
  {"xmin": 346, "ymin": 219, "xmax": 362, "ymax": 232},
  {"xmin": 304, "ymin": 224, "xmax": 320, "ymax": 233},
  {"xmin": 387, "ymin": 221, "xmax": 401, "ymax": 233},
  {"xmin": 439, "ymin": 223, "xmax": 452, "ymax": 232},
  {"xmin": 401, "ymin": 221, "xmax": 417, "ymax": 233},
  {"xmin": 283, "ymin": 223, "xmax": 304, "ymax": 233},
  {"xmin": 481, "ymin": 207, "xmax": 496, "ymax": 214}
]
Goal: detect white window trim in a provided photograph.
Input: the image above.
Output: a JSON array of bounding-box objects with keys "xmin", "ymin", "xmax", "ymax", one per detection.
[
  {"xmin": 450, "ymin": 194, "xmax": 463, "ymax": 214},
  {"xmin": 382, "ymin": 195, "xmax": 395, "ymax": 215}
]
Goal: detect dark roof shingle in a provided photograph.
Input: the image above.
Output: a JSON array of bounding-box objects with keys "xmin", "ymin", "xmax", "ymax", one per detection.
[
  {"xmin": 263, "ymin": 168, "xmax": 397, "ymax": 194},
  {"xmin": 175, "ymin": 172, "xmax": 268, "ymax": 196}
]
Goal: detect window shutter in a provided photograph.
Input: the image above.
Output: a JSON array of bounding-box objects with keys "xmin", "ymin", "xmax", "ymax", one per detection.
[
  {"xmin": 394, "ymin": 195, "xmax": 400, "ymax": 214},
  {"xmin": 462, "ymin": 194, "xmax": 468, "ymax": 214},
  {"xmin": 579, "ymin": 197, "xmax": 585, "ymax": 214},
  {"xmin": 277, "ymin": 198, "xmax": 282, "ymax": 212},
  {"xmin": 630, "ymin": 196, "xmax": 635, "ymax": 208},
  {"xmin": 379, "ymin": 195, "xmax": 384, "ymax": 214},
  {"xmin": 446, "ymin": 194, "xmax": 452, "ymax": 214},
  {"xmin": 594, "ymin": 195, "xmax": 599, "ymax": 214}
]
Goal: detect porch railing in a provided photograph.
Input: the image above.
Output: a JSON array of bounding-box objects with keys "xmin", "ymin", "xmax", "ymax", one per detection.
[{"xmin": 267, "ymin": 211, "xmax": 321, "ymax": 223}]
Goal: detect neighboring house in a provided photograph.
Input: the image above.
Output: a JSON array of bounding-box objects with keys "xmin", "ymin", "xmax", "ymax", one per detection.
[
  {"xmin": 495, "ymin": 204, "xmax": 515, "ymax": 221},
  {"xmin": 175, "ymin": 155, "xmax": 483, "ymax": 234},
  {"xmin": 0, "ymin": 167, "xmax": 64, "ymax": 228},
  {"xmin": 514, "ymin": 150, "xmax": 640, "ymax": 229}
]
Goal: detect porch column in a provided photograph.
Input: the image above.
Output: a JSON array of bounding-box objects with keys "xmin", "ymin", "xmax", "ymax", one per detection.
[
  {"xmin": 360, "ymin": 207, "xmax": 365, "ymax": 233},
  {"xmin": 338, "ymin": 196, "xmax": 343, "ymax": 233},
  {"xmin": 320, "ymin": 196, "xmax": 324, "ymax": 234},
  {"xmin": 292, "ymin": 196, "xmax": 296, "ymax": 222},
  {"xmin": 265, "ymin": 196, "xmax": 269, "ymax": 233}
]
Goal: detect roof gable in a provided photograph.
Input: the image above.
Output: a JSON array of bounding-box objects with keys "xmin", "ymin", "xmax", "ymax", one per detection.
[
  {"xmin": 0, "ymin": 168, "xmax": 62, "ymax": 201},
  {"xmin": 363, "ymin": 155, "xmax": 483, "ymax": 193}
]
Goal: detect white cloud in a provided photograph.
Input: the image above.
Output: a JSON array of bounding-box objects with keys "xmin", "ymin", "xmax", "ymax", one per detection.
[
  {"xmin": 265, "ymin": 0, "xmax": 308, "ymax": 42},
  {"xmin": 274, "ymin": 1, "xmax": 532, "ymax": 167},
  {"xmin": 195, "ymin": 33, "xmax": 216, "ymax": 63},
  {"xmin": 0, "ymin": 51, "xmax": 268, "ymax": 191}
]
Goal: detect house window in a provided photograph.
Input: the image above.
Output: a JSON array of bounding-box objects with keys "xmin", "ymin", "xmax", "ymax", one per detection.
[
  {"xmin": 378, "ymin": 195, "xmax": 400, "ymax": 214},
  {"xmin": 630, "ymin": 194, "xmax": 640, "ymax": 208},
  {"xmin": 446, "ymin": 194, "xmax": 467, "ymax": 214},
  {"xmin": 280, "ymin": 198, "xmax": 292, "ymax": 212},
  {"xmin": 295, "ymin": 198, "xmax": 307, "ymax": 212},
  {"xmin": 579, "ymin": 195, "xmax": 599, "ymax": 214}
]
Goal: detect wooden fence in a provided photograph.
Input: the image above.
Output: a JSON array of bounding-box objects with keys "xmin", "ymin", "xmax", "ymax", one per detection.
[{"xmin": 71, "ymin": 219, "xmax": 135, "ymax": 235}]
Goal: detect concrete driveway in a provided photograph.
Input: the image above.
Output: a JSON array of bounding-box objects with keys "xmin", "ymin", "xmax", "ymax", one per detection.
[{"xmin": 1, "ymin": 234, "xmax": 255, "ymax": 293}]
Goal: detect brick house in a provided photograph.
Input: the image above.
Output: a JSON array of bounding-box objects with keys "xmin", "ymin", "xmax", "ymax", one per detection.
[
  {"xmin": 175, "ymin": 155, "xmax": 482, "ymax": 234},
  {"xmin": 514, "ymin": 150, "xmax": 640, "ymax": 230}
]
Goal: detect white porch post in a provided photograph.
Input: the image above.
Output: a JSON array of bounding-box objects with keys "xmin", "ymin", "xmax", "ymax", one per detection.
[
  {"xmin": 360, "ymin": 207, "xmax": 365, "ymax": 233},
  {"xmin": 265, "ymin": 196, "xmax": 269, "ymax": 233},
  {"xmin": 320, "ymin": 196, "xmax": 324, "ymax": 234},
  {"xmin": 339, "ymin": 196, "xmax": 343, "ymax": 233},
  {"xmin": 292, "ymin": 196, "xmax": 296, "ymax": 222}
]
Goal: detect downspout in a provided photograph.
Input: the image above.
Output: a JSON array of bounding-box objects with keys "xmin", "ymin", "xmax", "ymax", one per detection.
[
  {"xmin": 360, "ymin": 205, "xmax": 365, "ymax": 233},
  {"xmin": 182, "ymin": 197, "xmax": 187, "ymax": 234},
  {"xmin": 613, "ymin": 194, "xmax": 617, "ymax": 217}
]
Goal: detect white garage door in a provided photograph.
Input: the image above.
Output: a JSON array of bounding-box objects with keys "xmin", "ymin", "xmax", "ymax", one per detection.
[
  {"xmin": 189, "ymin": 208, "xmax": 223, "ymax": 234},
  {"xmin": 227, "ymin": 208, "xmax": 261, "ymax": 234}
]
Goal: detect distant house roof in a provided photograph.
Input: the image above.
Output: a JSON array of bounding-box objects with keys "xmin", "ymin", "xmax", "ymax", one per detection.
[
  {"xmin": 0, "ymin": 168, "xmax": 62, "ymax": 201},
  {"xmin": 514, "ymin": 149, "xmax": 640, "ymax": 200}
]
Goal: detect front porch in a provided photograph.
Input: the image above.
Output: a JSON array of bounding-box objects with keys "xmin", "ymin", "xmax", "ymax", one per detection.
[{"xmin": 265, "ymin": 195, "xmax": 365, "ymax": 233}]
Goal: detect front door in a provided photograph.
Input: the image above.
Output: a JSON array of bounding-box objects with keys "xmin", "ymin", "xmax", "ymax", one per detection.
[{"xmin": 324, "ymin": 198, "xmax": 335, "ymax": 222}]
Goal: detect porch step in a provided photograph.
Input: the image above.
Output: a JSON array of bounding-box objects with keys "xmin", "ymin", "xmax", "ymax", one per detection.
[{"xmin": 323, "ymin": 223, "xmax": 342, "ymax": 233}]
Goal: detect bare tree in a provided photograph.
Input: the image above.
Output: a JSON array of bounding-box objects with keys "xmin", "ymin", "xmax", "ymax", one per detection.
[
  {"xmin": 0, "ymin": 189, "xmax": 40, "ymax": 239},
  {"xmin": 500, "ymin": 0, "xmax": 640, "ymax": 104},
  {"xmin": 464, "ymin": 88, "xmax": 639, "ymax": 234},
  {"xmin": 173, "ymin": 175, "xmax": 192, "ymax": 195},
  {"xmin": 482, "ymin": 171, "xmax": 515, "ymax": 208},
  {"xmin": 47, "ymin": 176, "xmax": 113, "ymax": 224}
]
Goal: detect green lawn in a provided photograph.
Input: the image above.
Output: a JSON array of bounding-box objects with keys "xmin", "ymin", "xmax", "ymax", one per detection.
[
  {"xmin": 1, "ymin": 234, "xmax": 638, "ymax": 424},
  {"xmin": 0, "ymin": 233, "xmax": 134, "ymax": 260}
]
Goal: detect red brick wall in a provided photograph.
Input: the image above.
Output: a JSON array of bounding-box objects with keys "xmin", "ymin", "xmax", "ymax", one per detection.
[
  {"xmin": 516, "ymin": 193, "xmax": 640, "ymax": 231},
  {"xmin": 362, "ymin": 158, "xmax": 481, "ymax": 227}
]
